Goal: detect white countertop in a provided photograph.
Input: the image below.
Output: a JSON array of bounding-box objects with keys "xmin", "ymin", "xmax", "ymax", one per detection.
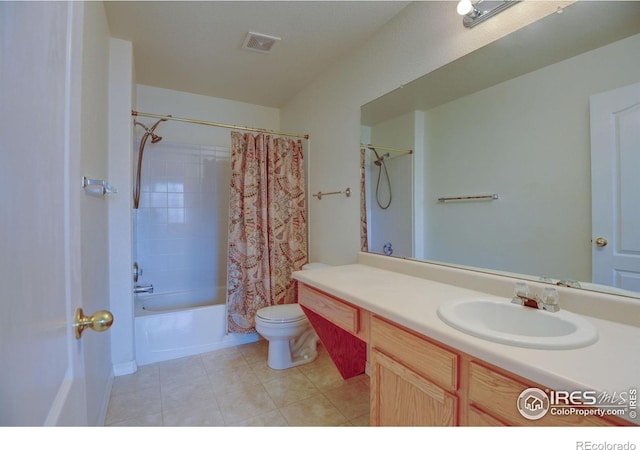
[{"xmin": 293, "ymin": 263, "xmax": 640, "ymax": 425}]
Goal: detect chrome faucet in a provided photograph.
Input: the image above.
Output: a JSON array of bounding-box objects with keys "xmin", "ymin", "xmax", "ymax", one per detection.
[
  {"xmin": 511, "ymin": 282, "xmax": 559, "ymax": 312},
  {"xmin": 134, "ymin": 284, "xmax": 154, "ymax": 294}
]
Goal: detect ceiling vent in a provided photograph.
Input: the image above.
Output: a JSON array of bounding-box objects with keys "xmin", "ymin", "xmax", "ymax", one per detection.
[{"xmin": 241, "ymin": 32, "xmax": 281, "ymax": 54}]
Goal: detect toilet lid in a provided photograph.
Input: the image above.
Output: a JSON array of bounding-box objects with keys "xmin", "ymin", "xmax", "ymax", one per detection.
[{"xmin": 256, "ymin": 304, "xmax": 306, "ymax": 323}]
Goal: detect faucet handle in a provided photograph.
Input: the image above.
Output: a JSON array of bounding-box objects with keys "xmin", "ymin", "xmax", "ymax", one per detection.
[
  {"xmin": 514, "ymin": 282, "xmax": 529, "ymax": 297},
  {"xmin": 542, "ymin": 287, "xmax": 559, "ymax": 305},
  {"xmin": 541, "ymin": 287, "xmax": 560, "ymax": 312}
]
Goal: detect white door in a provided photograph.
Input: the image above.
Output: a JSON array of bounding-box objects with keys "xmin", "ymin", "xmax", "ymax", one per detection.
[
  {"xmin": 590, "ymin": 82, "xmax": 640, "ymax": 292},
  {"xmin": 0, "ymin": 2, "xmax": 88, "ymax": 425}
]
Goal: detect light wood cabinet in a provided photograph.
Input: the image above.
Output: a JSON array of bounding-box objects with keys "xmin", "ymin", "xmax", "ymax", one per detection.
[
  {"xmin": 370, "ymin": 315, "xmax": 634, "ymax": 427},
  {"xmin": 298, "ymin": 282, "xmax": 635, "ymax": 427},
  {"xmin": 370, "ymin": 316, "xmax": 459, "ymax": 426},
  {"xmin": 467, "ymin": 405, "xmax": 509, "ymax": 426},
  {"xmin": 299, "ymin": 283, "xmax": 370, "ymax": 342},
  {"xmin": 298, "ymin": 283, "xmax": 370, "ymax": 378},
  {"xmin": 371, "ymin": 316, "xmax": 457, "ymax": 391},
  {"xmin": 467, "ymin": 361, "xmax": 628, "ymax": 426},
  {"xmin": 370, "ymin": 348, "xmax": 457, "ymax": 426}
]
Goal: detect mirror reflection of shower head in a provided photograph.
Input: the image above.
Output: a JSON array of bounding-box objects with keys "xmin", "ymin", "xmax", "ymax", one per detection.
[
  {"xmin": 374, "ymin": 152, "xmax": 389, "ymax": 166},
  {"xmin": 368, "ymin": 145, "xmax": 390, "ymax": 167},
  {"xmin": 367, "ymin": 146, "xmax": 392, "ymax": 209}
]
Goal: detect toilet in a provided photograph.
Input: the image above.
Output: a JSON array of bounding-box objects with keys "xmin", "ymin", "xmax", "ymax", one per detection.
[{"xmin": 255, "ymin": 263, "xmax": 329, "ymax": 370}]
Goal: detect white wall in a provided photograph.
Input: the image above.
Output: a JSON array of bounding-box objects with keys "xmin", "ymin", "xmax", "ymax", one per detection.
[
  {"xmin": 136, "ymin": 85, "xmax": 280, "ymax": 147},
  {"xmin": 422, "ymin": 33, "xmax": 640, "ymax": 282},
  {"xmin": 281, "ymin": 1, "xmax": 566, "ymax": 265}
]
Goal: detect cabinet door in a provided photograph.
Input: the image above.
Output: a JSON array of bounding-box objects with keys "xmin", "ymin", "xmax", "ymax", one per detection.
[
  {"xmin": 371, "ymin": 349, "xmax": 457, "ymax": 426},
  {"xmin": 467, "ymin": 406, "xmax": 509, "ymax": 426},
  {"xmin": 468, "ymin": 362, "xmax": 625, "ymax": 426}
]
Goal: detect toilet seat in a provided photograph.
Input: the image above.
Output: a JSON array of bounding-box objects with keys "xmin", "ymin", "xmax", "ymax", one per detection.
[{"xmin": 256, "ymin": 304, "xmax": 307, "ymax": 324}]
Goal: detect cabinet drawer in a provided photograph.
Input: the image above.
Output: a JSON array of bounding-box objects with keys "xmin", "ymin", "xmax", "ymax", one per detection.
[
  {"xmin": 298, "ymin": 284, "xmax": 360, "ymax": 335},
  {"xmin": 468, "ymin": 361, "xmax": 619, "ymax": 426},
  {"xmin": 371, "ymin": 316, "xmax": 458, "ymax": 391}
]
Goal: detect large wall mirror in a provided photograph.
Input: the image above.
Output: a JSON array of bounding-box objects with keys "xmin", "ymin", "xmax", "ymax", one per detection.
[{"xmin": 360, "ymin": 1, "xmax": 640, "ymax": 298}]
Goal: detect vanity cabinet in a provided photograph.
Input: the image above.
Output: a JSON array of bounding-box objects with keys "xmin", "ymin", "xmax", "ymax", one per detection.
[
  {"xmin": 370, "ymin": 316, "xmax": 458, "ymax": 426},
  {"xmin": 370, "ymin": 315, "xmax": 632, "ymax": 427},
  {"xmin": 297, "ymin": 282, "xmax": 635, "ymax": 427},
  {"xmin": 467, "ymin": 360, "xmax": 629, "ymax": 426},
  {"xmin": 298, "ymin": 283, "xmax": 368, "ymax": 340},
  {"xmin": 299, "ymin": 283, "xmax": 370, "ymax": 378}
]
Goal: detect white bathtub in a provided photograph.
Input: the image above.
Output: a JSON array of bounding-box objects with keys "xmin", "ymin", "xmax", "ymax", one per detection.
[{"xmin": 134, "ymin": 287, "xmax": 259, "ymax": 366}]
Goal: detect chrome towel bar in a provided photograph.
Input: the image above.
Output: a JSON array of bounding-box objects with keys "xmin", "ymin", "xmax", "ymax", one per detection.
[
  {"xmin": 313, "ymin": 187, "xmax": 351, "ymax": 200},
  {"xmin": 438, "ymin": 193, "xmax": 499, "ymax": 202}
]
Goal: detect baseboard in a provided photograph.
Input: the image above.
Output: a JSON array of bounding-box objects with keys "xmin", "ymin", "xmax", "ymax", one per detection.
[{"xmin": 112, "ymin": 360, "xmax": 137, "ymax": 377}]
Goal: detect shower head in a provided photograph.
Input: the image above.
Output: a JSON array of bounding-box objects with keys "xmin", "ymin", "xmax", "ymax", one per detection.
[
  {"xmin": 134, "ymin": 119, "xmax": 165, "ymax": 144},
  {"xmin": 133, "ymin": 114, "xmax": 171, "ymax": 210},
  {"xmin": 373, "ymin": 152, "xmax": 389, "ymax": 166}
]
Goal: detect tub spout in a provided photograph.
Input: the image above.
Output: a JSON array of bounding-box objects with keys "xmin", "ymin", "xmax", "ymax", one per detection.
[{"xmin": 134, "ymin": 284, "xmax": 154, "ymax": 294}]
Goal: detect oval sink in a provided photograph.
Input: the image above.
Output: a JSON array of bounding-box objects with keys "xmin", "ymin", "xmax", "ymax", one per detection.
[{"xmin": 437, "ymin": 298, "xmax": 598, "ymax": 350}]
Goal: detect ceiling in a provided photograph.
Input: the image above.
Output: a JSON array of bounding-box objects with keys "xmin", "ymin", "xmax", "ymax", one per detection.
[{"xmin": 104, "ymin": 1, "xmax": 411, "ymax": 108}]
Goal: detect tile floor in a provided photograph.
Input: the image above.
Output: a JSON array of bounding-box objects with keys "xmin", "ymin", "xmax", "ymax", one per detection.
[{"xmin": 106, "ymin": 340, "xmax": 370, "ymax": 426}]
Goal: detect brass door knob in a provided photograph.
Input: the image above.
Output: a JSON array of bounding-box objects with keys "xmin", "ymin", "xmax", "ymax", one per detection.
[
  {"xmin": 74, "ymin": 308, "xmax": 114, "ymax": 339},
  {"xmin": 594, "ymin": 237, "xmax": 608, "ymax": 248}
]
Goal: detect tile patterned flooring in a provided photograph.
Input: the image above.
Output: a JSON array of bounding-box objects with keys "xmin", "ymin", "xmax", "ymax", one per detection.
[{"xmin": 106, "ymin": 340, "xmax": 370, "ymax": 426}]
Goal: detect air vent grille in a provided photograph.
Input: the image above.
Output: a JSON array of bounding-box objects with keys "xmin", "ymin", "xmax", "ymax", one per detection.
[{"xmin": 242, "ymin": 32, "xmax": 281, "ymax": 54}]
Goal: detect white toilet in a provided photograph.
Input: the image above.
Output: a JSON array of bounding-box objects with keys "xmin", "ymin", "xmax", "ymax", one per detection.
[{"xmin": 255, "ymin": 263, "xmax": 328, "ymax": 370}]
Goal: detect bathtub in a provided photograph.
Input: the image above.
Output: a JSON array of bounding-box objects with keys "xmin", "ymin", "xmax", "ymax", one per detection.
[{"xmin": 134, "ymin": 287, "xmax": 259, "ymax": 366}]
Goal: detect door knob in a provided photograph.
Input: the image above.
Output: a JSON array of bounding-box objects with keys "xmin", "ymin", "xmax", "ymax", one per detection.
[
  {"xmin": 73, "ymin": 308, "xmax": 113, "ymax": 339},
  {"xmin": 594, "ymin": 237, "xmax": 608, "ymax": 247}
]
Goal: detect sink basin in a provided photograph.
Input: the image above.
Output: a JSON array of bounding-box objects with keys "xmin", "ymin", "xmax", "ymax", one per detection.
[{"xmin": 437, "ymin": 298, "xmax": 598, "ymax": 350}]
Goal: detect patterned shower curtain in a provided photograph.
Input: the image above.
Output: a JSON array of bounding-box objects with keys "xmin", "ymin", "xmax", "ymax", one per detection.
[
  {"xmin": 360, "ymin": 148, "xmax": 369, "ymax": 252},
  {"xmin": 226, "ymin": 131, "xmax": 308, "ymax": 334}
]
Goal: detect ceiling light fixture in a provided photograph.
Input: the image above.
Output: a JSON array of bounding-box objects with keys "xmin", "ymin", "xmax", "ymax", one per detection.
[{"xmin": 457, "ymin": 0, "xmax": 521, "ymax": 28}]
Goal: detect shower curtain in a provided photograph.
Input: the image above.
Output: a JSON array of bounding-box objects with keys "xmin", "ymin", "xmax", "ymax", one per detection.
[
  {"xmin": 360, "ymin": 148, "xmax": 369, "ymax": 252},
  {"xmin": 226, "ymin": 131, "xmax": 308, "ymax": 334}
]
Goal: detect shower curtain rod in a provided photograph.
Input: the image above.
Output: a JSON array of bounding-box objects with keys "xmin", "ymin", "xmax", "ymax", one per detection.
[
  {"xmin": 360, "ymin": 143, "xmax": 413, "ymax": 154},
  {"xmin": 132, "ymin": 110, "xmax": 309, "ymax": 140}
]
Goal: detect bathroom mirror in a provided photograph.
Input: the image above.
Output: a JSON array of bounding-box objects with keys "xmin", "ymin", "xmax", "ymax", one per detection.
[{"xmin": 360, "ymin": 1, "xmax": 640, "ymax": 298}]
